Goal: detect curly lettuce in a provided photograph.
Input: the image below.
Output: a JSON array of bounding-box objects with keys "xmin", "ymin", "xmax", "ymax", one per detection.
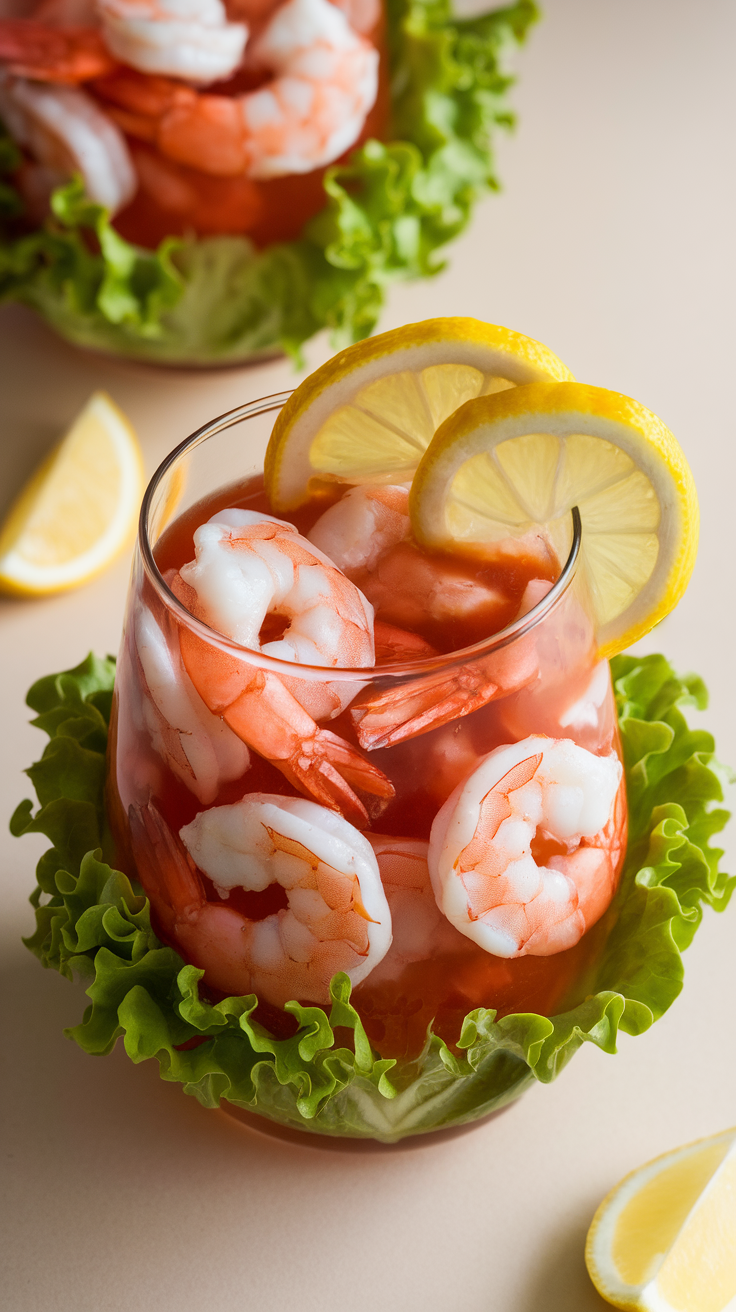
[
  {"xmin": 10, "ymin": 650, "xmax": 733, "ymax": 1142},
  {"xmin": 0, "ymin": 0, "xmax": 538, "ymax": 365}
]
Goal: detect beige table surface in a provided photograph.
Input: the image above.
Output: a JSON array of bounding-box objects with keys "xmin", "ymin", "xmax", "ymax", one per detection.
[{"xmin": 2, "ymin": 1, "xmax": 735, "ymax": 1308}]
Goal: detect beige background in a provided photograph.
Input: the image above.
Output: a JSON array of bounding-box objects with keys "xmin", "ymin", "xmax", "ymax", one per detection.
[{"xmin": 1, "ymin": 1, "xmax": 735, "ymax": 1307}]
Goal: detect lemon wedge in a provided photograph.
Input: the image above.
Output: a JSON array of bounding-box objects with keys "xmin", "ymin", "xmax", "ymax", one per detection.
[
  {"xmin": 265, "ymin": 317, "xmax": 574, "ymax": 510},
  {"xmin": 0, "ymin": 391, "xmax": 144, "ymax": 596},
  {"xmin": 586, "ymin": 1128, "xmax": 736, "ymax": 1311},
  {"xmin": 409, "ymin": 381, "xmax": 699, "ymax": 658}
]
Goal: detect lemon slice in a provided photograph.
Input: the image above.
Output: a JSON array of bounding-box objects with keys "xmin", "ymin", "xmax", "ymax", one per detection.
[
  {"xmin": 409, "ymin": 381, "xmax": 699, "ymax": 658},
  {"xmin": 0, "ymin": 391, "xmax": 144, "ymax": 596},
  {"xmin": 265, "ymin": 318, "xmax": 574, "ymax": 510},
  {"xmin": 585, "ymin": 1128, "xmax": 736, "ymax": 1311}
]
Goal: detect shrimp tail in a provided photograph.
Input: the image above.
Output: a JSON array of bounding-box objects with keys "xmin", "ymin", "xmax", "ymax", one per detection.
[
  {"xmin": 276, "ymin": 742, "xmax": 366, "ymax": 827},
  {"xmin": 261, "ymin": 728, "xmax": 394, "ymax": 829},
  {"xmin": 223, "ymin": 669, "xmax": 394, "ymax": 828},
  {"xmin": 128, "ymin": 800, "xmax": 204, "ymax": 926},
  {"xmin": 350, "ymin": 662, "xmax": 500, "ymax": 750},
  {"xmin": 373, "ymin": 620, "xmax": 438, "ymax": 664},
  {"xmin": 314, "ymin": 729, "xmax": 395, "ymax": 797}
]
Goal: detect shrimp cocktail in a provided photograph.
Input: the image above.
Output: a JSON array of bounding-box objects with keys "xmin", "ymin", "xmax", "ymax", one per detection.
[
  {"xmin": 95, "ymin": 316, "xmax": 714, "ymax": 1141},
  {"xmin": 0, "ymin": 1, "xmax": 536, "ymax": 364}
]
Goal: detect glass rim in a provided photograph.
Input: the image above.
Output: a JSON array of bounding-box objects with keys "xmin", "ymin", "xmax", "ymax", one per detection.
[{"xmin": 138, "ymin": 391, "xmax": 583, "ymax": 683}]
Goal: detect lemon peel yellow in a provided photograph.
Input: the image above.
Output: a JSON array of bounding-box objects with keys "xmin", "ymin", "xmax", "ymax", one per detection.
[
  {"xmin": 585, "ymin": 1129, "xmax": 736, "ymax": 1311},
  {"xmin": 409, "ymin": 381, "xmax": 699, "ymax": 658},
  {"xmin": 0, "ymin": 391, "xmax": 144, "ymax": 597},
  {"xmin": 265, "ymin": 317, "xmax": 574, "ymax": 510}
]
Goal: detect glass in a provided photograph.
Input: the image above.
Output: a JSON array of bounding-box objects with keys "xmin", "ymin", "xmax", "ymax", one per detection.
[{"xmin": 107, "ymin": 394, "xmax": 626, "ymax": 1137}]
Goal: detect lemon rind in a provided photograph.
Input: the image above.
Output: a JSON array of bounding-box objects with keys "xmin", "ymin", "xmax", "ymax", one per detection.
[
  {"xmin": 409, "ymin": 382, "xmax": 699, "ymax": 659},
  {"xmin": 265, "ymin": 318, "xmax": 575, "ymax": 509},
  {"xmin": 0, "ymin": 392, "xmax": 144, "ymax": 596},
  {"xmin": 585, "ymin": 1128, "xmax": 736, "ymax": 1310}
]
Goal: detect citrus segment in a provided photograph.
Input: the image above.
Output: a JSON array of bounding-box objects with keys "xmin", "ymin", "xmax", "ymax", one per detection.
[
  {"xmin": 409, "ymin": 381, "xmax": 698, "ymax": 657},
  {"xmin": 265, "ymin": 318, "xmax": 574, "ymax": 509},
  {"xmin": 0, "ymin": 391, "xmax": 144, "ymax": 596},
  {"xmin": 585, "ymin": 1129, "xmax": 736, "ymax": 1311}
]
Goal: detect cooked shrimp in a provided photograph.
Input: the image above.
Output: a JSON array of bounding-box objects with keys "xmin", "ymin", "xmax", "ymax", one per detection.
[
  {"xmin": 348, "ymin": 584, "xmax": 543, "ymax": 750},
  {"xmin": 355, "ymin": 540, "xmax": 524, "ymax": 644},
  {"xmin": 95, "ymin": 0, "xmax": 379, "ymax": 177},
  {"xmin": 178, "ymin": 507, "xmax": 374, "ymax": 715},
  {"xmin": 171, "ymin": 508, "xmax": 393, "ymax": 826},
  {"xmin": 428, "ymin": 735, "xmax": 625, "ymax": 958},
  {"xmin": 372, "ymin": 620, "xmax": 437, "ymax": 664},
  {"xmin": 349, "ymin": 657, "xmax": 503, "ymax": 751},
  {"xmin": 0, "ymin": 72, "xmax": 135, "ymax": 210},
  {"xmin": 351, "ymin": 834, "xmax": 473, "ymax": 1060},
  {"xmin": 308, "ymin": 484, "xmax": 516, "ymax": 640},
  {"xmin": 498, "ymin": 581, "xmax": 612, "ymax": 752},
  {"xmin": 306, "ymin": 484, "xmax": 543, "ymax": 749},
  {"xmin": 0, "ymin": 20, "xmax": 115, "ymax": 83},
  {"xmin": 307, "ymin": 483, "xmax": 410, "ymax": 576},
  {"xmin": 328, "ymin": 0, "xmax": 381, "ymax": 36},
  {"xmin": 133, "ymin": 602, "xmax": 250, "ymax": 804},
  {"xmin": 366, "ymin": 835, "xmax": 462, "ymax": 975},
  {"xmin": 33, "ymin": 0, "xmax": 100, "ymax": 26},
  {"xmin": 131, "ymin": 794, "xmax": 392, "ymax": 1005},
  {"xmin": 97, "ymin": 0, "xmax": 247, "ymax": 83}
]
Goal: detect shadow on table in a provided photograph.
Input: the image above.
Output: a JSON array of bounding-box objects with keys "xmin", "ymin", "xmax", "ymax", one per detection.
[
  {"xmin": 516, "ymin": 1209, "xmax": 611, "ymax": 1312},
  {"xmin": 2, "ymin": 949, "xmax": 521, "ymax": 1161},
  {"xmin": 0, "ymin": 952, "xmax": 293, "ymax": 1172}
]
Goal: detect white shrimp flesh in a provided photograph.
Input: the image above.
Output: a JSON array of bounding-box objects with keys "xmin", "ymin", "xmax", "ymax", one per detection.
[
  {"xmin": 97, "ymin": 0, "xmax": 248, "ymax": 83},
  {"xmin": 365, "ymin": 835, "xmax": 464, "ymax": 981},
  {"xmin": 428, "ymin": 735, "xmax": 624, "ymax": 958},
  {"xmin": 0, "ymin": 71, "xmax": 135, "ymax": 211},
  {"xmin": 241, "ymin": 0, "xmax": 378, "ymax": 177},
  {"xmin": 307, "ymin": 483, "xmax": 411, "ymax": 576},
  {"xmin": 178, "ymin": 792, "xmax": 392, "ymax": 1004},
  {"xmin": 178, "ymin": 507, "xmax": 375, "ymax": 720},
  {"xmin": 134, "ymin": 602, "xmax": 250, "ymax": 803}
]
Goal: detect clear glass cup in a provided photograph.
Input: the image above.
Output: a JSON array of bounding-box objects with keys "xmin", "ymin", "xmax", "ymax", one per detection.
[{"xmin": 106, "ymin": 394, "xmax": 627, "ymax": 1137}]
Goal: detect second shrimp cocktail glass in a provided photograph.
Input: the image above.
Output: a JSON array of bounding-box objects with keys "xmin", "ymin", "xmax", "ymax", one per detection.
[{"xmin": 108, "ymin": 387, "xmax": 627, "ymax": 1082}]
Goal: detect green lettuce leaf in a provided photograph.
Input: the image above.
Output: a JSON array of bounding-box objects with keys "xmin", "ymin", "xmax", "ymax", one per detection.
[
  {"xmin": 11, "ymin": 651, "xmax": 733, "ymax": 1141},
  {"xmin": 0, "ymin": 0, "xmax": 538, "ymax": 365}
]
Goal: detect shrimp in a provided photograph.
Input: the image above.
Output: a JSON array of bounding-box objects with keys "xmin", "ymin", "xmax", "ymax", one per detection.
[
  {"xmin": 356, "ymin": 541, "xmax": 532, "ymax": 643},
  {"xmin": 97, "ymin": 0, "xmax": 247, "ymax": 84},
  {"xmin": 328, "ymin": 0, "xmax": 380, "ymax": 36},
  {"xmin": 305, "ymin": 482, "xmax": 540, "ymax": 748},
  {"xmin": 1, "ymin": 0, "xmax": 378, "ymax": 183},
  {"xmin": 131, "ymin": 794, "xmax": 392, "ymax": 1006},
  {"xmin": 0, "ymin": 20, "xmax": 115, "ymax": 83},
  {"xmin": 372, "ymin": 620, "xmax": 437, "ymax": 664},
  {"xmin": 351, "ymin": 834, "xmax": 474, "ymax": 1059},
  {"xmin": 132, "ymin": 601, "xmax": 250, "ymax": 804},
  {"xmin": 307, "ymin": 483, "xmax": 411, "ymax": 576},
  {"xmin": 0, "ymin": 71, "xmax": 136, "ymax": 210},
  {"xmin": 307, "ymin": 485, "xmax": 437, "ymax": 664},
  {"xmin": 94, "ymin": 0, "xmax": 379, "ymax": 177},
  {"xmin": 366, "ymin": 835, "xmax": 463, "ymax": 973},
  {"xmin": 307, "ymin": 484, "xmax": 516, "ymax": 640},
  {"xmin": 498, "ymin": 581, "xmax": 613, "ymax": 752},
  {"xmin": 347, "ymin": 583, "xmax": 543, "ymax": 750},
  {"xmin": 428, "ymin": 735, "xmax": 625, "ymax": 959},
  {"xmin": 170, "ymin": 508, "xmax": 394, "ymax": 826}
]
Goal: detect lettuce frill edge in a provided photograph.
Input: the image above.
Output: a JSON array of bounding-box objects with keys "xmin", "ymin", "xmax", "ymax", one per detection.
[{"xmin": 10, "ymin": 650, "xmax": 733, "ymax": 1141}]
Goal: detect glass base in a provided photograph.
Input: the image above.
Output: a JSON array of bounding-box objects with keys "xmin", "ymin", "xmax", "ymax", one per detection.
[{"xmin": 218, "ymin": 1095, "xmax": 519, "ymax": 1152}]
